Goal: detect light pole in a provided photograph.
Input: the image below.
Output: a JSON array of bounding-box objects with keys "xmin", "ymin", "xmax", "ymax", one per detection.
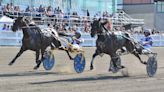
[{"xmin": 154, "ymin": 1, "xmax": 156, "ymax": 29}]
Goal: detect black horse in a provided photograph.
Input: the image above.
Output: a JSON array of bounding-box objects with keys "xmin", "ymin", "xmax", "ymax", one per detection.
[
  {"xmin": 8, "ymin": 16, "xmax": 73, "ymax": 69},
  {"xmin": 90, "ymin": 18, "xmax": 146, "ymax": 72}
]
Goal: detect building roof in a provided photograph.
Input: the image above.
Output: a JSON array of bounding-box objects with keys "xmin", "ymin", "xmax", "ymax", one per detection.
[{"xmin": 154, "ymin": 0, "xmax": 164, "ymax": 2}]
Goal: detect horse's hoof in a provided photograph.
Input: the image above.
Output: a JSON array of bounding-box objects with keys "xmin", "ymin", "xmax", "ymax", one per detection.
[
  {"xmin": 33, "ymin": 66, "xmax": 39, "ymax": 70},
  {"xmin": 36, "ymin": 60, "xmax": 40, "ymax": 64},
  {"xmin": 8, "ymin": 62, "xmax": 13, "ymax": 66},
  {"xmin": 110, "ymin": 68, "xmax": 119, "ymax": 73},
  {"xmin": 70, "ymin": 58, "xmax": 74, "ymax": 60},
  {"xmin": 108, "ymin": 68, "xmax": 112, "ymax": 72},
  {"xmin": 143, "ymin": 62, "xmax": 147, "ymax": 65},
  {"xmin": 142, "ymin": 61, "xmax": 147, "ymax": 65},
  {"xmin": 90, "ymin": 66, "xmax": 94, "ymax": 70},
  {"xmin": 120, "ymin": 66, "xmax": 125, "ymax": 69},
  {"xmin": 108, "ymin": 66, "xmax": 120, "ymax": 73}
]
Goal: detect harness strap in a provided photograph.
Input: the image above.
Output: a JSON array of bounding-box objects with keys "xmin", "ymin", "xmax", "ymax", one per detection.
[{"xmin": 21, "ymin": 25, "xmax": 38, "ymax": 28}]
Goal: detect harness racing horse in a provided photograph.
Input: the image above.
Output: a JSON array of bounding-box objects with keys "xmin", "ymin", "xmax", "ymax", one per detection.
[
  {"xmin": 8, "ymin": 16, "xmax": 73, "ymax": 69},
  {"xmin": 90, "ymin": 18, "xmax": 147, "ymax": 72}
]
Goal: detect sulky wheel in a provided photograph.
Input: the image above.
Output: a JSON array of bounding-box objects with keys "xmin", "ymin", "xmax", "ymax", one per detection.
[
  {"xmin": 43, "ymin": 50, "xmax": 55, "ymax": 70},
  {"xmin": 74, "ymin": 53, "xmax": 86, "ymax": 73},
  {"xmin": 146, "ymin": 56, "xmax": 157, "ymax": 77}
]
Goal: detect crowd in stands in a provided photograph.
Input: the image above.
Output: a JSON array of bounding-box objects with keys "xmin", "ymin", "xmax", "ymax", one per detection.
[
  {"xmin": 1, "ymin": 3, "xmax": 163, "ymax": 36},
  {"xmin": 0, "ymin": 3, "xmax": 115, "ymax": 31},
  {"xmin": 1, "ymin": 3, "xmax": 20, "ymax": 16},
  {"xmin": 0, "ymin": 3, "xmax": 94, "ymax": 33},
  {"xmin": 132, "ymin": 28, "xmax": 162, "ymax": 35},
  {"xmin": 1, "ymin": 24, "xmax": 11, "ymax": 31}
]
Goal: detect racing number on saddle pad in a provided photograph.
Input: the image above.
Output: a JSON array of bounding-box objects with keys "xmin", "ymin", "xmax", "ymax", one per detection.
[
  {"xmin": 74, "ymin": 53, "xmax": 86, "ymax": 73},
  {"xmin": 43, "ymin": 51, "xmax": 55, "ymax": 70}
]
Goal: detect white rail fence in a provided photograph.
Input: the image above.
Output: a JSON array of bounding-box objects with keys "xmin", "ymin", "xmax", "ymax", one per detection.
[
  {"xmin": 0, "ymin": 10, "xmax": 144, "ymax": 27},
  {"xmin": 0, "ymin": 31, "xmax": 164, "ymax": 47}
]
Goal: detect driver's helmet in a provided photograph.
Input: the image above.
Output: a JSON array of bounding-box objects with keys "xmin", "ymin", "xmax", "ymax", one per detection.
[
  {"xmin": 144, "ymin": 29, "xmax": 151, "ymax": 36},
  {"xmin": 75, "ymin": 31, "xmax": 81, "ymax": 39}
]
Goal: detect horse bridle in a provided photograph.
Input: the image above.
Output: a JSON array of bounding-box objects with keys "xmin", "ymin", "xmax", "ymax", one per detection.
[
  {"xmin": 96, "ymin": 23, "xmax": 112, "ymax": 36},
  {"xmin": 21, "ymin": 25, "xmax": 38, "ymax": 29},
  {"xmin": 19, "ymin": 17, "xmax": 37, "ymax": 29}
]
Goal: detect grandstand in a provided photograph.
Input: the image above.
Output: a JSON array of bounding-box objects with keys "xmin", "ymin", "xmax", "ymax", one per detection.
[
  {"xmin": 0, "ymin": 0, "xmax": 144, "ymax": 27},
  {"xmin": 0, "ymin": 0, "xmax": 155, "ymax": 47},
  {"xmin": 1, "ymin": 0, "xmax": 116, "ymax": 14}
]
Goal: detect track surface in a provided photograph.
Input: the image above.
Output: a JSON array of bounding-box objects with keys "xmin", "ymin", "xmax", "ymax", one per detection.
[{"xmin": 0, "ymin": 47, "xmax": 164, "ymax": 92}]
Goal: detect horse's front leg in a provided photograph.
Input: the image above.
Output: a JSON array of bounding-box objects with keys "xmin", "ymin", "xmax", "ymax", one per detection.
[
  {"xmin": 109, "ymin": 54, "xmax": 125, "ymax": 73},
  {"xmin": 66, "ymin": 50, "xmax": 74, "ymax": 60},
  {"xmin": 8, "ymin": 46, "xmax": 26, "ymax": 65},
  {"xmin": 125, "ymin": 41, "xmax": 147, "ymax": 65},
  {"xmin": 34, "ymin": 50, "xmax": 41, "ymax": 70},
  {"xmin": 90, "ymin": 50, "xmax": 100, "ymax": 70}
]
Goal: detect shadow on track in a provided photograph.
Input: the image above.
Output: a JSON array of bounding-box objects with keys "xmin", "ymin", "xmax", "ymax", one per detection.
[
  {"xmin": 30, "ymin": 75, "xmax": 128, "ymax": 85},
  {"xmin": 0, "ymin": 71, "xmax": 61, "ymax": 77}
]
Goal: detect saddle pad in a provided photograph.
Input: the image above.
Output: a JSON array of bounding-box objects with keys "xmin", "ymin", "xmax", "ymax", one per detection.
[
  {"xmin": 41, "ymin": 28, "xmax": 59, "ymax": 38},
  {"xmin": 114, "ymin": 31, "xmax": 123, "ymax": 35},
  {"xmin": 41, "ymin": 29, "xmax": 52, "ymax": 37}
]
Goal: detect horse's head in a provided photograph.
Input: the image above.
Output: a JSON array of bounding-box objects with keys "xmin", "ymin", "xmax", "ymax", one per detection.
[
  {"xmin": 90, "ymin": 18, "xmax": 102, "ymax": 37},
  {"xmin": 12, "ymin": 16, "xmax": 33, "ymax": 32}
]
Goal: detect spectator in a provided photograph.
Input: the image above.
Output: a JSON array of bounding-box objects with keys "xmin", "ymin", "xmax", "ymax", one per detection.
[
  {"xmin": 58, "ymin": 9, "xmax": 64, "ymax": 22},
  {"xmin": 6, "ymin": 25, "xmax": 10, "ymax": 30},
  {"xmin": 2, "ymin": 4, "xmax": 10, "ymax": 15},
  {"xmin": 56, "ymin": 6, "xmax": 60, "ymax": 14},
  {"xmin": 6, "ymin": 3, "xmax": 10, "ymax": 12},
  {"xmin": 25, "ymin": 6, "xmax": 31, "ymax": 12},
  {"xmin": 87, "ymin": 9, "xmax": 90, "ymax": 16},
  {"xmin": 56, "ymin": 24, "xmax": 63, "ymax": 32},
  {"xmin": 2, "ymin": 24, "xmax": 7, "ymax": 30},
  {"xmin": 47, "ymin": 23, "xmax": 53, "ymax": 28},
  {"xmin": 42, "ymin": 6, "xmax": 46, "ymax": 13},
  {"xmin": 32, "ymin": 7, "xmax": 37, "ymax": 12},
  {"xmin": 46, "ymin": 6, "xmax": 53, "ymax": 17},
  {"xmin": 72, "ymin": 11, "xmax": 78, "ymax": 16},
  {"xmin": 13, "ymin": 6, "xmax": 20, "ymax": 15},
  {"xmin": 14, "ymin": 6, "xmax": 20, "ymax": 12},
  {"xmin": 38, "ymin": 5, "xmax": 44, "ymax": 13},
  {"xmin": 83, "ymin": 18, "xmax": 90, "ymax": 33},
  {"xmin": 54, "ymin": 8, "xmax": 57, "ymax": 14},
  {"xmin": 10, "ymin": 3, "xmax": 14, "ymax": 11}
]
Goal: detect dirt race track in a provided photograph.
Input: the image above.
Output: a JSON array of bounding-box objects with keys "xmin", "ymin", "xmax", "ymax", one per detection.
[{"xmin": 0, "ymin": 47, "xmax": 164, "ymax": 92}]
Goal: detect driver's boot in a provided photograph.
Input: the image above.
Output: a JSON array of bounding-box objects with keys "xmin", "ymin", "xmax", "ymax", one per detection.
[{"xmin": 51, "ymin": 43, "xmax": 55, "ymax": 50}]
